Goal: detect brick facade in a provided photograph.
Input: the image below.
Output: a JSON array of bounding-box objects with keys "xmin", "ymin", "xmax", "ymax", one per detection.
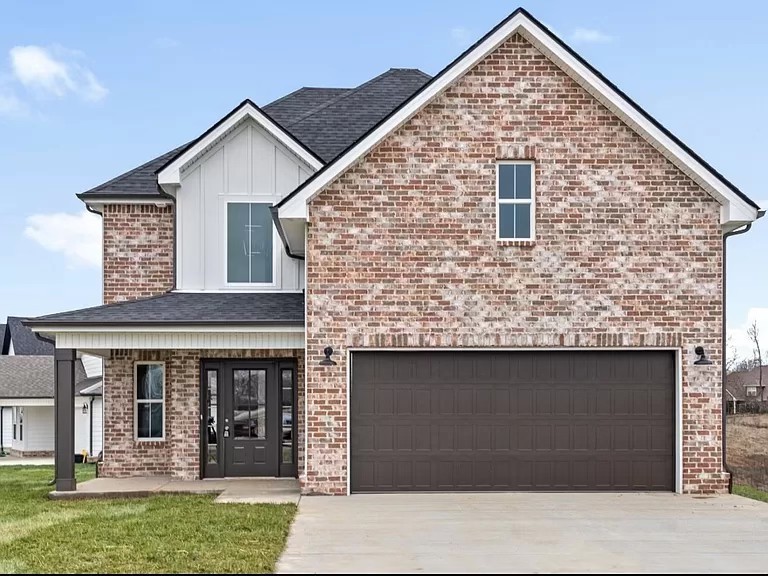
[
  {"xmin": 304, "ymin": 34, "xmax": 726, "ymax": 494},
  {"xmin": 100, "ymin": 348, "xmax": 305, "ymax": 479},
  {"xmin": 102, "ymin": 204, "xmax": 174, "ymax": 304}
]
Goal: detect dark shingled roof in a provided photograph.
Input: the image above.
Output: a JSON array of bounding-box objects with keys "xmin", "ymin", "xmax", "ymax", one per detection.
[
  {"xmin": 26, "ymin": 292, "xmax": 304, "ymax": 326},
  {"xmin": 77, "ymin": 69, "xmax": 430, "ymax": 199},
  {"xmin": 78, "ymin": 144, "xmax": 188, "ymax": 199},
  {"xmin": 264, "ymin": 69, "xmax": 431, "ymax": 162},
  {"xmin": 0, "ymin": 356, "xmax": 86, "ymax": 399},
  {"xmin": 3, "ymin": 317, "xmax": 54, "ymax": 355},
  {"xmin": 77, "ymin": 376, "xmax": 103, "ymax": 397}
]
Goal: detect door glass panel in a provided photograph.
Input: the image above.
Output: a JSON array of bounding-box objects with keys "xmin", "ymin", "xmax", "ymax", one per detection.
[
  {"xmin": 206, "ymin": 369, "xmax": 218, "ymax": 463},
  {"xmin": 233, "ymin": 369, "xmax": 266, "ymax": 439},
  {"xmin": 281, "ymin": 369, "xmax": 293, "ymax": 464}
]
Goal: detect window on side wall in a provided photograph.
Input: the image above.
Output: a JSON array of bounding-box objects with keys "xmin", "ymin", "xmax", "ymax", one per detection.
[
  {"xmin": 227, "ymin": 202, "xmax": 274, "ymax": 284},
  {"xmin": 497, "ymin": 162, "xmax": 535, "ymax": 241},
  {"xmin": 135, "ymin": 362, "xmax": 165, "ymax": 440}
]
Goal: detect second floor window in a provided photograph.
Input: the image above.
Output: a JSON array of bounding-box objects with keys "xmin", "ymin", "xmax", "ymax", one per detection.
[
  {"xmin": 227, "ymin": 203, "xmax": 274, "ymax": 284},
  {"xmin": 497, "ymin": 161, "xmax": 535, "ymax": 240}
]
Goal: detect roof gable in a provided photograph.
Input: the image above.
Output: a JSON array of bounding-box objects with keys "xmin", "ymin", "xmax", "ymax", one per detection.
[
  {"xmin": 276, "ymin": 8, "xmax": 760, "ymax": 230},
  {"xmin": 157, "ymin": 100, "xmax": 324, "ymax": 190},
  {"xmin": 4, "ymin": 316, "xmax": 54, "ymax": 356}
]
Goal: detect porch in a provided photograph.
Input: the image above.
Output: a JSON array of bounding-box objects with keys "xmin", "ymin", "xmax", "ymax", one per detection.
[{"xmin": 49, "ymin": 475, "xmax": 300, "ymax": 504}]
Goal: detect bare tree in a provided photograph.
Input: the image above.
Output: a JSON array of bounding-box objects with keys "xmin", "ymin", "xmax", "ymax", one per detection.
[
  {"xmin": 726, "ymin": 335, "xmax": 740, "ymax": 375},
  {"xmin": 747, "ymin": 320, "xmax": 763, "ymax": 397}
]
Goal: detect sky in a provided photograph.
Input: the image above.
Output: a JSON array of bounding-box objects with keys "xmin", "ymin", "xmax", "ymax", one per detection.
[{"xmin": 0, "ymin": 0, "xmax": 766, "ymax": 361}]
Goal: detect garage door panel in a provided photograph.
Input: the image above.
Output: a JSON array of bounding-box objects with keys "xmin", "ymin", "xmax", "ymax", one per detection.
[{"xmin": 351, "ymin": 351, "xmax": 675, "ymax": 492}]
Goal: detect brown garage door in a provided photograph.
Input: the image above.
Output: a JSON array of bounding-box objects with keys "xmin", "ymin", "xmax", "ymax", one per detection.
[{"xmin": 350, "ymin": 350, "xmax": 675, "ymax": 492}]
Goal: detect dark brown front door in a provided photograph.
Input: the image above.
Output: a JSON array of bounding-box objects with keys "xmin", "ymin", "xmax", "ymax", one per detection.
[
  {"xmin": 201, "ymin": 360, "xmax": 297, "ymax": 478},
  {"xmin": 350, "ymin": 350, "xmax": 675, "ymax": 492}
]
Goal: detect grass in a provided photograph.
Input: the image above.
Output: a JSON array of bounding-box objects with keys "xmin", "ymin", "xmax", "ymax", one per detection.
[
  {"xmin": 733, "ymin": 484, "xmax": 768, "ymax": 503},
  {"xmin": 0, "ymin": 465, "xmax": 296, "ymax": 574},
  {"xmin": 726, "ymin": 413, "xmax": 768, "ymax": 490}
]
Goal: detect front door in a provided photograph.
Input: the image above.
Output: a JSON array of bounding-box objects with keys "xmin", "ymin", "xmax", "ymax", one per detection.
[{"xmin": 201, "ymin": 360, "xmax": 297, "ymax": 478}]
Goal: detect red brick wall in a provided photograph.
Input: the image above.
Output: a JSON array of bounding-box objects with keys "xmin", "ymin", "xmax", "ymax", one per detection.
[
  {"xmin": 100, "ymin": 348, "xmax": 305, "ymax": 480},
  {"xmin": 102, "ymin": 204, "xmax": 174, "ymax": 304},
  {"xmin": 305, "ymin": 34, "xmax": 726, "ymax": 494}
]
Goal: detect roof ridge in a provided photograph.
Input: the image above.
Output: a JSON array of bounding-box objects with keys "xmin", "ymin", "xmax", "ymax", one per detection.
[
  {"xmin": 280, "ymin": 68, "xmax": 410, "ymax": 128},
  {"xmin": 263, "ymin": 85, "xmax": 349, "ymax": 109}
]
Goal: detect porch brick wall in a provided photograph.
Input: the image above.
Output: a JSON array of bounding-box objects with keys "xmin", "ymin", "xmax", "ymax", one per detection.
[
  {"xmin": 100, "ymin": 348, "xmax": 305, "ymax": 479},
  {"xmin": 102, "ymin": 204, "xmax": 174, "ymax": 304},
  {"xmin": 304, "ymin": 34, "xmax": 726, "ymax": 494}
]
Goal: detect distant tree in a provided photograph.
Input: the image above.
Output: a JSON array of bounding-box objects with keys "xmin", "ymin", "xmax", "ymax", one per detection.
[
  {"xmin": 747, "ymin": 320, "xmax": 764, "ymax": 398},
  {"xmin": 726, "ymin": 335, "xmax": 739, "ymax": 375}
]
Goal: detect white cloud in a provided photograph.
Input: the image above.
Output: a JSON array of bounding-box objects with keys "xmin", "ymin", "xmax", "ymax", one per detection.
[
  {"xmin": 728, "ymin": 307, "xmax": 768, "ymax": 364},
  {"xmin": 155, "ymin": 37, "xmax": 181, "ymax": 49},
  {"xmin": 0, "ymin": 91, "xmax": 26, "ymax": 117},
  {"xmin": 570, "ymin": 28, "xmax": 614, "ymax": 45},
  {"xmin": 450, "ymin": 27, "xmax": 473, "ymax": 47},
  {"xmin": 9, "ymin": 45, "xmax": 107, "ymax": 102},
  {"xmin": 24, "ymin": 210, "xmax": 101, "ymax": 269}
]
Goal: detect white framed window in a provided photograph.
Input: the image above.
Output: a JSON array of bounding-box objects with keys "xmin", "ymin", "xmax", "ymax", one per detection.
[
  {"xmin": 746, "ymin": 386, "xmax": 758, "ymax": 397},
  {"xmin": 135, "ymin": 362, "xmax": 165, "ymax": 441},
  {"xmin": 226, "ymin": 202, "xmax": 276, "ymax": 285},
  {"xmin": 497, "ymin": 161, "xmax": 535, "ymax": 240}
]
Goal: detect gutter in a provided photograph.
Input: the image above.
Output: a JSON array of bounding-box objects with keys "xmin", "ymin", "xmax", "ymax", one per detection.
[
  {"xmin": 722, "ymin": 210, "xmax": 765, "ymax": 492},
  {"xmin": 270, "ymin": 206, "xmax": 305, "ymax": 261}
]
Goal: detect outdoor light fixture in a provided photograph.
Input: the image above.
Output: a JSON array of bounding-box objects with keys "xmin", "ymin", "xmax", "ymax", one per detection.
[
  {"xmin": 319, "ymin": 346, "xmax": 337, "ymax": 366},
  {"xmin": 82, "ymin": 403, "xmax": 89, "ymax": 415},
  {"xmin": 694, "ymin": 346, "xmax": 713, "ymax": 365}
]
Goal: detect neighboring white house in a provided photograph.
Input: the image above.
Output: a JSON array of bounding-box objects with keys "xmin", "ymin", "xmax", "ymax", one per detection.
[{"xmin": 0, "ymin": 318, "xmax": 103, "ymax": 458}]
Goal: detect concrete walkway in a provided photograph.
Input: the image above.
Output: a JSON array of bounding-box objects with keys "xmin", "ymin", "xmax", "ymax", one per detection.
[
  {"xmin": 277, "ymin": 492, "xmax": 768, "ymax": 573},
  {"xmin": 50, "ymin": 477, "xmax": 300, "ymax": 504},
  {"xmin": 0, "ymin": 456, "xmax": 54, "ymax": 466}
]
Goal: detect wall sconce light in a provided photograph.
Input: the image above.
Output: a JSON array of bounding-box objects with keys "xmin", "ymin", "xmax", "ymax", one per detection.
[
  {"xmin": 694, "ymin": 346, "xmax": 713, "ymax": 365},
  {"xmin": 319, "ymin": 346, "xmax": 337, "ymax": 366},
  {"xmin": 82, "ymin": 403, "xmax": 89, "ymax": 415}
]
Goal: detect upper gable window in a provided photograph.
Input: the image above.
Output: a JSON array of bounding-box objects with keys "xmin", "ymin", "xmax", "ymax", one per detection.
[
  {"xmin": 497, "ymin": 162, "xmax": 535, "ymax": 241},
  {"xmin": 227, "ymin": 202, "xmax": 274, "ymax": 284}
]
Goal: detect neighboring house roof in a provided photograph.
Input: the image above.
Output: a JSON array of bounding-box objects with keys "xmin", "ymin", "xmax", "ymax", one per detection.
[
  {"xmin": 77, "ymin": 376, "xmax": 103, "ymax": 397},
  {"xmin": 77, "ymin": 69, "xmax": 430, "ymax": 202},
  {"xmin": 0, "ymin": 356, "xmax": 86, "ymax": 399},
  {"xmin": 3, "ymin": 317, "xmax": 54, "ymax": 355},
  {"xmin": 726, "ymin": 366, "xmax": 768, "ymax": 401},
  {"xmin": 275, "ymin": 8, "xmax": 761, "ymax": 227},
  {"xmin": 25, "ymin": 292, "xmax": 305, "ymax": 326},
  {"xmin": 0, "ymin": 324, "xmax": 5, "ymax": 354}
]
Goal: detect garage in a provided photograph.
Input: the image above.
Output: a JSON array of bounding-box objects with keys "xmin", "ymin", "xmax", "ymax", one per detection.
[{"xmin": 350, "ymin": 350, "xmax": 675, "ymax": 492}]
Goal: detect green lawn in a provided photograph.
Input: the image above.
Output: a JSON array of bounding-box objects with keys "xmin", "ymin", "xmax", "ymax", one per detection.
[
  {"xmin": 733, "ymin": 484, "xmax": 768, "ymax": 503},
  {"xmin": 0, "ymin": 465, "xmax": 295, "ymax": 574}
]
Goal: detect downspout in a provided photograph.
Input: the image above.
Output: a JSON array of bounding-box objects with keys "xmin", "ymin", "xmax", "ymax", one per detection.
[
  {"xmin": 89, "ymin": 395, "xmax": 94, "ymax": 457},
  {"xmin": 0, "ymin": 406, "xmax": 4, "ymax": 456},
  {"xmin": 723, "ymin": 210, "xmax": 765, "ymax": 492}
]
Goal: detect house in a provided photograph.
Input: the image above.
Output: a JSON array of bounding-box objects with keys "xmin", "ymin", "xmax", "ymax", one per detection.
[
  {"xmin": 726, "ymin": 365, "xmax": 768, "ymax": 412},
  {"xmin": 26, "ymin": 8, "xmax": 762, "ymax": 494},
  {"xmin": 0, "ymin": 317, "xmax": 103, "ymax": 458}
]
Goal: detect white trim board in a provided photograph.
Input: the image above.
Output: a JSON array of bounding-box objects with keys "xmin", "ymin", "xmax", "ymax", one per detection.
[
  {"xmin": 0, "ymin": 398, "xmax": 54, "ymax": 407},
  {"xmin": 277, "ymin": 10, "xmax": 759, "ymax": 229},
  {"xmin": 45, "ymin": 330, "xmax": 305, "ymax": 351},
  {"xmin": 344, "ymin": 346, "xmax": 683, "ymax": 495},
  {"xmin": 158, "ymin": 101, "xmax": 323, "ymax": 192}
]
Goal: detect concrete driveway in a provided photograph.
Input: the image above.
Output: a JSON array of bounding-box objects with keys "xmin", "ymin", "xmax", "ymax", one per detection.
[{"xmin": 277, "ymin": 493, "xmax": 768, "ymax": 573}]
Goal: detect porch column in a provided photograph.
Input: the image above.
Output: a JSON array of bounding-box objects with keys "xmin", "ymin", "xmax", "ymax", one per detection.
[{"xmin": 54, "ymin": 348, "xmax": 76, "ymax": 491}]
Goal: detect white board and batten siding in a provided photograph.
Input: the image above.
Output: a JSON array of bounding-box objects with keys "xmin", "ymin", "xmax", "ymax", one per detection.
[
  {"xmin": 75, "ymin": 397, "xmax": 103, "ymax": 456},
  {"xmin": 21, "ymin": 406, "xmax": 54, "ymax": 452},
  {"xmin": 1, "ymin": 408, "xmax": 11, "ymax": 449},
  {"xmin": 177, "ymin": 118, "xmax": 313, "ymax": 291}
]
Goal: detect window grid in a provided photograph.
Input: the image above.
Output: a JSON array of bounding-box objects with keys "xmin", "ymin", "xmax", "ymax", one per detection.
[{"xmin": 497, "ymin": 161, "xmax": 535, "ymax": 241}]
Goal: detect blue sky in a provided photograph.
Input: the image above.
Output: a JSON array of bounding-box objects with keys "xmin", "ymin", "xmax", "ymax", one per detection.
[{"xmin": 0, "ymin": 0, "xmax": 765, "ymax": 359}]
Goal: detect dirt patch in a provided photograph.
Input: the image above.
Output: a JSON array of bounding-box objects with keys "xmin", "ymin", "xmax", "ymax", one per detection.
[{"xmin": 727, "ymin": 414, "xmax": 768, "ymax": 489}]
